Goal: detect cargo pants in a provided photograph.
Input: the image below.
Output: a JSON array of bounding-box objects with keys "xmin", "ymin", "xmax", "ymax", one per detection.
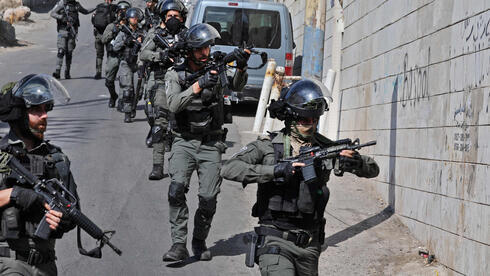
[
  {"xmin": 258, "ymin": 234, "xmax": 321, "ymax": 276},
  {"xmin": 94, "ymin": 30, "xmax": 105, "ymax": 75},
  {"xmin": 147, "ymin": 72, "xmax": 169, "ymax": 165},
  {"xmin": 55, "ymin": 30, "xmax": 76, "ymax": 72},
  {"xmin": 167, "ymin": 137, "xmax": 227, "ymax": 244}
]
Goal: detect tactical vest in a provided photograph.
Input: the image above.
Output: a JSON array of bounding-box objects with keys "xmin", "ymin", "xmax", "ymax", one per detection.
[
  {"xmin": 174, "ymin": 65, "xmax": 225, "ymax": 135},
  {"xmin": 57, "ymin": 2, "xmax": 80, "ymax": 31},
  {"xmin": 0, "ymin": 141, "xmax": 72, "ymax": 242},
  {"xmin": 253, "ymin": 133, "xmax": 331, "ymax": 229},
  {"xmin": 150, "ymin": 28, "xmax": 174, "ymax": 79},
  {"xmin": 122, "ymin": 28, "xmax": 144, "ymax": 65}
]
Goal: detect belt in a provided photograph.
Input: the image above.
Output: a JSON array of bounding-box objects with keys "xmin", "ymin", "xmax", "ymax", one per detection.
[
  {"xmin": 181, "ymin": 132, "xmax": 223, "ymax": 143},
  {"xmin": 0, "ymin": 247, "xmax": 56, "ymax": 265},
  {"xmin": 255, "ymin": 226, "xmax": 315, "ymax": 248}
]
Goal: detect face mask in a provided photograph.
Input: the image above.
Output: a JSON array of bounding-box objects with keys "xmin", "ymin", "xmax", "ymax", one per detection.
[{"xmin": 165, "ymin": 16, "xmax": 182, "ymax": 35}]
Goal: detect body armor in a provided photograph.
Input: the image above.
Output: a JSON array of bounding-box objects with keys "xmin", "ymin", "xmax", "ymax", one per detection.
[
  {"xmin": 122, "ymin": 28, "xmax": 144, "ymax": 65},
  {"xmin": 253, "ymin": 133, "xmax": 331, "ymax": 230},
  {"xmin": 174, "ymin": 65, "xmax": 226, "ymax": 135},
  {"xmin": 0, "ymin": 138, "xmax": 75, "ymax": 243},
  {"xmin": 57, "ymin": 2, "xmax": 80, "ymax": 31},
  {"xmin": 150, "ymin": 27, "xmax": 185, "ymax": 79}
]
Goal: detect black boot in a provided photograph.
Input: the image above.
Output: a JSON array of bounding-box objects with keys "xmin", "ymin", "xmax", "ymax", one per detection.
[
  {"xmin": 192, "ymin": 238, "xmax": 212, "ymax": 261},
  {"xmin": 52, "ymin": 70, "xmax": 60, "ymax": 79},
  {"xmin": 162, "ymin": 243, "xmax": 189, "ymax": 262},
  {"xmin": 149, "ymin": 164, "xmax": 164, "ymax": 180},
  {"xmin": 124, "ymin": 112, "xmax": 131, "ymax": 123},
  {"xmin": 94, "ymin": 72, "xmax": 102, "ymax": 79},
  {"xmin": 65, "ymin": 70, "xmax": 71, "ymax": 79},
  {"xmin": 108, "ymin": 95, "xmax": 118, "ymax": 108}
]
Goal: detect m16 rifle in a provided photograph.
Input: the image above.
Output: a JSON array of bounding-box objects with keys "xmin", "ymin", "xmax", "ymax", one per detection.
[
  {"xmin": 121, "ymin": 24, "xmax": 143, "ymax": 46},
  {"xmin": 279, "ymin": 138, "xmax": 377, "ymax": 183},
  {"xmin": 182, "ymin": 46, "xmax": 268, "ymax": 89},
  {"xmin": 63, "ymin": 5, "xmax": 77, "ymax": 39},
  {"xmin": 2, "ymin": 153, "xmax": 122, "ymax": 258}
]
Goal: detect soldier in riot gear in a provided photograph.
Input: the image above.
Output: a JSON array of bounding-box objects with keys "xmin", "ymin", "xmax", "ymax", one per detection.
[
  {"xmin": 221, "ymin": 79, "xmax": 380, "ymax": 275},
  {"xmin": 139, "ymin": 0, "xmax": 188, "ymax": 180},
  {"xmin": 102, "ymin": 1, "xmax": 131, "ymax": 108},
  {"xmin": 162, "ymin": 23, "xmax": 250, "ymax": 262},
  {"xmin": 50, "ymin": 0, "xmax": 96, "ymax": 79},
  {"xmin": 110, "ymin": 7, "xmax": 145, "ymax": 122},
  {"xmin": 0, "ymin": 74, "xmax": 78, "ymax": 275},
  {"xmin": 143, "ymin": 0, "xmax": 160, "ymax": 32},
  {"xmin": 92, "ymin": 0, "xmax": 118, "ymax": 79}
]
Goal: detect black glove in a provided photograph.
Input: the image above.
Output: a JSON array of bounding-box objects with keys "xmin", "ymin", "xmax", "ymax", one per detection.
[
  {"xmin": 125, "ymin": 35, "xmax": 134, "ymax": 47},
  {"xmin": 273, "ymin": 162, "xmax": 295, "ymax": 183},
  {"xmin": 198, "ymin": 71, "xmax": 219, "ymax": 89},
  {"xmin": 10, "ymin": 186, "xmax": 45, "ymax": 212},
  {"xmin": 233, "ymin": 48, "xmax": 250, "ymax": 70}
]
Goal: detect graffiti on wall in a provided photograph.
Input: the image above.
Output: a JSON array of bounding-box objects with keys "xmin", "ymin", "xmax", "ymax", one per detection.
[
  {"xmin": 400, "ymin": 48, "xmax": 430, "ymax": 107},
  {"xmin": 461, "ymin": 12, "xmax": 490, "ymax": 51},
  {"xmin": 458, "ymin": 11, "xmax": 490, "ymax": 90}
]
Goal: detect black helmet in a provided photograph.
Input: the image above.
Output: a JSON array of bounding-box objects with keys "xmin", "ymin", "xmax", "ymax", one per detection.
[
  {"xmin": 185, "ymin": 23, "xmax": 220, "ymax": 48},
  {"xmin": 157, "ymin": 0, "xmax": 187, "ymax": 21},
  {"xmin": 268, "ymin": 79, "xmax": 331, "ymax": 121},
  {"xmin": 125, "ymin": 7, "xmax": 144, "ymax": 21},
  {"xmin": 116, "ymin": 0, "xmax": 131, "ymax": 11},
  {"xmin": 0, "ymin": 74, "xmax": 70, "ymax": 139}
]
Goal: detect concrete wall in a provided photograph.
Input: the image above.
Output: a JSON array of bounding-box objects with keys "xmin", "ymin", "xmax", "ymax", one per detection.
[{"xmin": 279, "ymin": 0, "xmax": 489, "ymax": 274}]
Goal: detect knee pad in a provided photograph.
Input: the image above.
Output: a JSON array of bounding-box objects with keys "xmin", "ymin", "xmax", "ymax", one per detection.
[
  {"xmin": 151, "ymin": 125, "xmax": 164, "ymax": 143},
  {"xmin": 168, "ymin": 181, "xmax": 187, "ymax": 207},
  {"xmin": 122, "ymin": 89, "xmax": 132, "ymax": 100},
  {"xmin": 197, "ymin": 196, "xmax": 217, "ymax": 218},
  {"xmin": 57, "ymin": 48, "xmax": 65, "ymax": 58}
]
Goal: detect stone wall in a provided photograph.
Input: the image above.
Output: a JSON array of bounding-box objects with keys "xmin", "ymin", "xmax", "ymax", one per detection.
[
  {"xmin": 337, "ymin": 0, "xmax": 488, "ymax": 275},
  {"xmin": 277, "ymin": 0, "xmax": 489, "ymax": 274}
]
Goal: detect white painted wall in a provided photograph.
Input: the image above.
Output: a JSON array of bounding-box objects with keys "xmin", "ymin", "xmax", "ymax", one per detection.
[{"xmin": 279, "ymin": 0, "xmax": 489, "ymax": 274}]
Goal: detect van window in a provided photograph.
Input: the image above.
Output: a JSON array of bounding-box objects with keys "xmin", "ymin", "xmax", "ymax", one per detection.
[{"xmin": 203, "ymin": 7, "xmax": 281, "ymax": 49}]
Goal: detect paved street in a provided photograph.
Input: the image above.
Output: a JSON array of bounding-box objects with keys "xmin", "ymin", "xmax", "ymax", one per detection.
[{"xmin": 0, "ymin": 2, "xmax": 450, "ymax": 275}]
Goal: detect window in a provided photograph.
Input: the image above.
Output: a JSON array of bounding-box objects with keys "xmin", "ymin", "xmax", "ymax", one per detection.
[{"xmin": 203, "ymin": 7, "xmax": 281, "ymax": 49}]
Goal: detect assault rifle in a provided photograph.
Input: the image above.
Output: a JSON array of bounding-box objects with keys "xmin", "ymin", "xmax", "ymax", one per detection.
[
  {"xmin": 63, "ymin": 5, "xmax": 77, "ymax": 39},
  {"xmin": 279, "ymin": 138, "xmax": 377, "ymax": 183},
  {"xmin": 121, "ymin": 24, "xmax": 142, "ymax": 46},
  {"xmin": 4, "ymin": 154, "xmax": 122, "ymax": 257},
  {"xmin": 153, "ymin": 32, "xmax": 187, "ymax": 61},
  {"xmin": 182, "ymin": 47, "xmax": 268, "ymax": 89}
]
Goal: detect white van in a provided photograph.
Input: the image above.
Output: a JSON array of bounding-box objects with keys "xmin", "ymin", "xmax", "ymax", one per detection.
[{"xmin": 190, "ymin": 0, "xmax": 295, "ymax": 102}]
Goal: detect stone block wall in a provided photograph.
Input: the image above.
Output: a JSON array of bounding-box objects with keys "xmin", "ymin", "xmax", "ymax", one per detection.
[{"xmin": 337, "ymin": 0, "xmax": 489, "ymax": 274}]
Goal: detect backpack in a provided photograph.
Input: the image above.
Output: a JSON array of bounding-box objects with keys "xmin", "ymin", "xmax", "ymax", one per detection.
[{"xmin": 92, "ymin": 3, "xmax": 113, "ymax": 33}]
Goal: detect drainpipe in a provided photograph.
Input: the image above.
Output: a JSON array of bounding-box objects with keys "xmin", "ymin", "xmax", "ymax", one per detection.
[{"xmin": 326, "ymin": 0, "xmax": 344, "ymax": 140}]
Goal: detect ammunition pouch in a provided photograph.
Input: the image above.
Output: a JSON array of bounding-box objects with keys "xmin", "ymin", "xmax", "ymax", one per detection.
[
  {"xmin": 16, "ymin": 248, "xmax": 56, "ymax": 265},
  {"xmin": 1, "ymin": 207, "xmax": 21, "ymax": 240},
  {"xmin": 201, "ymin": 89, "xmax": 217, "ymax": 106}
]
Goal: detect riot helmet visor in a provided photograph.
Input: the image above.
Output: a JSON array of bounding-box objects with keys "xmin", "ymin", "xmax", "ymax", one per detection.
[{"xmin": 12, "ymin": 74, "xmax": 71, "ymax": 110}]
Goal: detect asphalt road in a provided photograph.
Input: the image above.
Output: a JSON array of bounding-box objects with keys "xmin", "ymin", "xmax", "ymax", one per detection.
[{"xmin": 0, "ymin": 1, "xmax": 450, "ymax": 275}]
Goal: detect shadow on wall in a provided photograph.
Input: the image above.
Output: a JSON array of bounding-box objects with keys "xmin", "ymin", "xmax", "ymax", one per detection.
[{"xmin": 21, "ymin": 0, "xmax": 57, "ymax": 13}]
